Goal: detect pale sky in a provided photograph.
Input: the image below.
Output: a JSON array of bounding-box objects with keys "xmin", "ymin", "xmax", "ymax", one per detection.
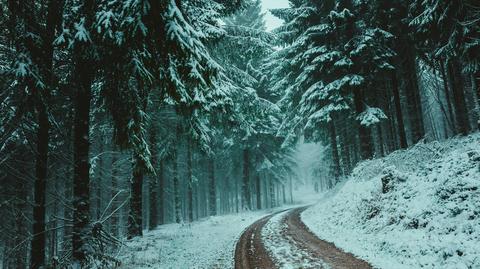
[{"xmin": 261, "ymin": 0, "xmax": 290, "ymax": 31}]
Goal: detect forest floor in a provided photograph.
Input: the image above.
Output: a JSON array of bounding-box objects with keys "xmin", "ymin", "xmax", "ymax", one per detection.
[
  {"xmin": 117, "ymin": 189, "xmax": 319, "ymax": 269},
  {"xmin": 117, "ymin": 210, "xmax": 270, "ymax": 269}
]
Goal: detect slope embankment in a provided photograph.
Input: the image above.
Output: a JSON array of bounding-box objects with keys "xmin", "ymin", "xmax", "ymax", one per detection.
[{"xmin": 302, "ymin": 134, "xmax": 480, "ymax": 269}]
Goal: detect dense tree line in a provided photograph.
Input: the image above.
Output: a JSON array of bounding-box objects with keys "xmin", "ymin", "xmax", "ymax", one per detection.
[
  {"xmin": 0, "ymin": 0, "xmax": 295, "ymax": 268},
  {"xmin": 269, "ymin": 0, "xmax": 479, "ymax": 186}
]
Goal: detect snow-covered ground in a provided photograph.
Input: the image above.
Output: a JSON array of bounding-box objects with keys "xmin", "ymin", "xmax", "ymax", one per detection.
[
  {"xmin": 117, "ymin": 211, "xmax": 268, "ymax": 269},
  {"xmin": 116, "ymin": 188, "xmax": 320, "ymax": 269},
  {"xmin": 302, "ymin": 133, "xmax": 480, "ymax": 269}
]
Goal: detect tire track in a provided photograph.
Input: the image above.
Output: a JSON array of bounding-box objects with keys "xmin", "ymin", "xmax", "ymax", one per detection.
[{"xmin": 234, "ymin": 207, "xmax": 372, "ymax": 269}]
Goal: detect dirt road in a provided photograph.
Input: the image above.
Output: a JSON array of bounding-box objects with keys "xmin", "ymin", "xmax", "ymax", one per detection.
[
  {"xmin": 234, "ymin": 213, "xmax": 277, "ymax": 269},
  {"xmin": 234, "ymin": 207, "xmax": 372, "ymax": 269}
]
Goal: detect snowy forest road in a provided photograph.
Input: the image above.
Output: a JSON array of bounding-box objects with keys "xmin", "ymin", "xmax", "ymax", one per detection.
[
  {"xmin": 234, "ymin": 212, "xmax": 280, "ymax": 268},
  {"xmin": 234, "ymin": 207, "xmax": 372, "ymax": 269}
]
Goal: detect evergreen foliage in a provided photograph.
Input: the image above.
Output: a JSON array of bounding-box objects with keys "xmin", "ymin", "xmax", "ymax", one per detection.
[{"xmin": 0, "ymin": 0, "xmax": 478, "ymax": 267}]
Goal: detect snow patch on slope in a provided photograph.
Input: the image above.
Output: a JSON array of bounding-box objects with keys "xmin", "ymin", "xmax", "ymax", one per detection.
[{"xmin": 302, "ymin": 134, "xmax": 480, "ymax": 269}]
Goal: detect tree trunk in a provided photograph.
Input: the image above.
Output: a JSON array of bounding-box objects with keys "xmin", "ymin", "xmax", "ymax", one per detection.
[
  {"xmin": 235, "ymin": 173, "xmax": 240, "ymax": 213},
  {"xmin": 128, "ymin": 155, "xmax": 144, "ymax": 238},
  {"xmin": 382, "ymin": 80, "xmax": 396, "ymax": 152},
  {"xmin": 96, "ymin": 141, "xmax": 103, "ymax": 219},
  {"xmin": 127, "ymin": 80, "xmax": 150, "ymax": 237},
  {"xmin": 148, "ymin": 130, "xmax": 158, "ymax": 230},
  {"xmin": 339, "ymin": 121, "xmax": 351, "ymax": 175},
  {"xmin": 208, "ymin": 157, "xmax": 216, "ymax": 215},
  {"xmin": 448, "ymin": 59, "xmax": 470, "ymax": 135},
  {"xmin": 71, "ymin": 0, "xmax": 95, "ymax": 265},
  {"xmin": 353, "ymin": 90, "xmax": 374, "ymax": 159},
  {"xmin": 376, "ymin": 125, "xmax": 385, "ymax": 157},
  {"xmin": 476, "ymin": 72, "xmax": 480, "ymax": 101},
  {"xmin": 471, "ymin": 73, "xmax": 480, "ymax": 131},
  {"xmin": 328, "ymin": 120, "xmax": 341, "ymax": 181},
  {"xmin": 187, "ymin": 139, "xmax": 194, "ymax": 222},
  {"xmin": 465, "ymin": 73, "xmax": 480, "ymax": 132},
  {"xmin": 242, "ymin": 148, "xmax": 251, "ymax": 210},
  {"xmin": 173, "ymin": 125, "xmax": 182, "ymax": 223},
  {"xmin": 31, "ymin": 103, "xmax": 49, "ymax": 269},
  {"xmin": 158, "ymin": 159, "xmax": 164, "ymax": 225},
  {"xmin": 255, "ymin": 173, "xmax": 262, "ymax": 210},
  {"xmin": 51, "ymin": 174, "xmax": 61, "ymax": 264},
  {"xmin": 403, "ymin": 55, "xmax": 424, "ymax": 143},
  {"xmin": 30, "ymin": 0, "xmax": 63, "ymax": 266},
  {"xmin": 391, "ymin": 72, "xmax": 408, "ymax": 149},
  {"xmin": 439, "ymin": 60, "xmax": 456, "ymax": 135},
  {"xmin": 263, "ymin": 173, "xmax": 268, "ymax": 207},
  {"xmin": 72, "ymin": 64, "xmax": 93, "ymax": 265},
  {"xmin": 110, "ymin": 154, "xmax": 118, "ymax": 237},
  {"xmin": 63, "ymin": 163, "xmax": 73, "ymax": 254},
  {"xmin": 223, "ymin": 175, "xmax": 230, "ymax": 214},
  {"xmin": 289, "ymin": 176, "xmax": 293, "ymax": 203},
  {"xmin": 269, "ymin": 177, "xmax": 275, "ymax": 208}
]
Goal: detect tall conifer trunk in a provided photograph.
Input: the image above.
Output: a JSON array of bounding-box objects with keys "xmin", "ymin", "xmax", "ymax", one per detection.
[
  {"xmin": 256, "ymin": 173, "xmax": 262, "ymax": 210},
  {"xmin": 72, "ymin": 60, "xmax": 93, "ymax": 265},
  {"xmin": 339, "ymin": 120, "xmax": 351, "ymax": 175},
  {"xmin": 158, "ymin": 159, "xmax": 165, "ymax": 225},
  {"xmin": 391, "ymin": 72, "xmax": 408, "ymax": 149},
  {"xmin": 31, "ymin": 102, "xmax": 49, "ymax": 269},
  {"xmin": 187, "ymin": 139, "xmax": 194, "ymax": 222},
  {"xmin": 353, "ymin": 90, "xmax": 374, "ymax": 159},
  {"xmin": 96, "ymin": 141, "xmax": 103, "ymax": 219},
  {"xmin": 71, "ymin": 1, "xmax": 95, "ymax": 264},
  {"xmin": 29, "ymin": 0, "xmax": 62, "ymax": 266},
  {"xmin": 328, "ymin": 120, "xmax": 341, "ymax": 181},
  {"xmin": 128, "ymin": 82, "xmax": 149, "ymax": 238},
  {"xmin": 242, "ymin": 148, "xmax": 251, "ymax": 210},
  {"xmin": 439, "ymin": 60, "xmax": 456, "ymax": 134},
  {"xmin": 470, "ymin": 73, "xmax": 480, "ymax": 131},
  {"xmin": 402, "ymin": 53, "xmax": 425, "ymax": 143},
  {"xmin": 448, "ymin": 59, "xmax": 470, "ymax": 135},
  {"xmin": 128, "ymin": 155, "xmax": 144, "ymax": 238},
  {"xmin": 148, "ymin": 129, "xmax": 158, "ymax": 230},
  {"xmin": 173, "ymin": 124, "xmax": 182, "ymax": 223},
  {"xmin": 269, "ymin": 177, "xmax": 275, "ymax": 208},
  {"xmin": 208, "ymin": 157, "xmax": 217, "ymax": 215},
  {"xmin": 110, "ymin": 154, "xmax": 118, "ymax": 237}
]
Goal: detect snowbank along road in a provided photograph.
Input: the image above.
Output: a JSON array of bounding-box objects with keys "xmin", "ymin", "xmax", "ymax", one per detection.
[{"xmin": 234, "ymin": 207, "xmax": 372, "ymax": 269}]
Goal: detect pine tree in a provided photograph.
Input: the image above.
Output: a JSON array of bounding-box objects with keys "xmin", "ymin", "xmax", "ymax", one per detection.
[
  {"xmin": 272, "ymin": 0, "xmax": 397, "ymax": 183},
  {"xmin": 208, "ymin": 0, "xmax": 274, "ymax": 210},
  {"xmin": 410, "ymin": 0, "xmax": 479, "ymax": 135},
  {"xmin": 4, "ymin": 1, "xmax": 63, "ymax": 267},
  {"xmin": 148, "ymin": 125, "xmax": 158, "ymax": 230}
]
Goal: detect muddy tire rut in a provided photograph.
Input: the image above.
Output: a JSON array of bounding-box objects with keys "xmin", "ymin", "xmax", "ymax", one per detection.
[{"xmin": 234, "ymin": 207, "xmax": 372, "ymax": 269}]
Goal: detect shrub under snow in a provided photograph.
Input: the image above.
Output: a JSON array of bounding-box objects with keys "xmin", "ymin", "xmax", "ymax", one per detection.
[{"xmin": 302, "ymin": 133, "xmax": 480, "ymax": 269}]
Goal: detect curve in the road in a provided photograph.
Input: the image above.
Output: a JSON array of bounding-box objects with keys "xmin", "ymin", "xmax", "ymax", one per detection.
[
  {"xmin": 234, "ymin": 213, "xmax": 278, "ymax": 269},
  {"xmin": 234, "ymin": 207, "xmax": 372, "ymax": 269}
]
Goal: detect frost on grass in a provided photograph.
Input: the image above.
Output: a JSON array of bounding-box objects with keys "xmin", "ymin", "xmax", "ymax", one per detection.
[{"xmin": 302, "ymin": 134, "xmax": 480, "ymax": 269}]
